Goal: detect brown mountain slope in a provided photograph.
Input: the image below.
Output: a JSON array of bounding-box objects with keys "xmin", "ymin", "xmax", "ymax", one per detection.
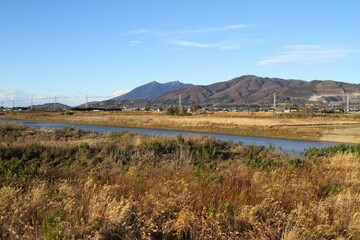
[{"xmin": 152, "ymin": 75, "xmax": 360, "ymax": 106}]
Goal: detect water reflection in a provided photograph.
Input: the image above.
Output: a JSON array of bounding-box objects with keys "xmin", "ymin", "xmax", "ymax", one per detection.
[{"xmin": 0, "ymin": 119, "xmax": 337, "ymax": 154}]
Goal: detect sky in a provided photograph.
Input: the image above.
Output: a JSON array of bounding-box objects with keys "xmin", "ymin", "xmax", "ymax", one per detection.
[{"xmin": 1, "ymin": 0, "xmax": 359, "ymax": 107}]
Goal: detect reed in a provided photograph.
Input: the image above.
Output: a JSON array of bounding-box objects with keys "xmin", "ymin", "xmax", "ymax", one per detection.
[
  {"xmin": 2, "ymin": 110, "xmax": 360, "ymax": 143},
  {"xmin": 0, "ymin": 124, "xmax": 359, "ymax": 239}
]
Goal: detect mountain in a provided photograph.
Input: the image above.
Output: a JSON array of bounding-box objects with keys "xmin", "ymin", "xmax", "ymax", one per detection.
[
  {"xmin": 29, "ymin": 103, "xmax": 71, "ymax": 110},
  {"xmin": 113, "ymin": 81, "xmax": 193, "ymax": 100},
  {"xmin": 152, "ymin": 75, "xmax": 360, "ymax": 106},
  {"xmin": 80, "ymin": 75, "xmax": 360, "ymax": 109}
]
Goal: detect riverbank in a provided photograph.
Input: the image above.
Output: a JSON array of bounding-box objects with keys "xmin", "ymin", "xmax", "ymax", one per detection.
[
  {"xmin": 1, "ymin": 125, "xmax": 359, "ymax": 239},
  {"xmin": 1, "ymin": 110, "xmax": 360, "ymax": 143}
]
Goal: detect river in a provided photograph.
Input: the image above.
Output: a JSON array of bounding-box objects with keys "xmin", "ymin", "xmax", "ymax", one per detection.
[{"xmin": 0, "ymin": 119, "xmax": 338, "ymax": 154}]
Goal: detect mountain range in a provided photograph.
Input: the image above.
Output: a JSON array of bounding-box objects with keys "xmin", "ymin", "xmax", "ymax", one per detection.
[
  {"xmin": 152, "ymin": 75, "xmax": 360, "ymax": 106},
  {"xmin": 90, "ymin": 75, "xmax": 359, "ymax": 108}
]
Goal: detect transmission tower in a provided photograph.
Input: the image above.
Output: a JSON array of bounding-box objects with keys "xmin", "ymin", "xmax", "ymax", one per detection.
[
  {"xmin": 340, "ymin": 90, "xmax": 346, "ymax": 112},
  {"xmin": 273, "ymin": 93, "xmax": 277, "ymax": 109}
]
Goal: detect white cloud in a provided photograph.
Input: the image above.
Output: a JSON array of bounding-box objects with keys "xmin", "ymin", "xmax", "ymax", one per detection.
[
  {"xmin": 0, "ymin": 89, "xmax": 117, "ymax": 107},
  {"xmin": 182, "ymin": 24, "xmax": 250, "ymax": 34},
  {"xmin": 33, "ymin": 94, "xmax": 48, "ymax": 99},
  {"xmin": 125, "ymin": 24, "xmax": 253, "ymax": 51},
  {"xmin": 130, "ymin": 40, "xmax": 142, "ymax": 46},
  {"xmin": 167, "ymin": 40, "xmax": 241, "ymax": 50},
  {"xmin": 128, "ymin": 24, "xmax": 249, "ymax": 36},
  {"xmin": 128, "ymin": 28, "xmax": 152, "ymax": 34},
  {"xmin": 112, "ymin": 89, "xmax": 129, "ymax": 97},
  {"xmin": 168, "ymin": 40, "xmax": 217, "ymax": 48},
  {"xmin": 259, "ymin": 45, "xmax": 351, "ymax": 65},
  {"xmin": 0, "ymin": 89, "xmax": 18, "ymax": 101}
]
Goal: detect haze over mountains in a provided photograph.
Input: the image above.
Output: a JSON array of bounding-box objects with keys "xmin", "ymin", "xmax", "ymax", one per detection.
[{"xmin": 91, "ymin": 75, "xmax": 360, "ymax": 108}]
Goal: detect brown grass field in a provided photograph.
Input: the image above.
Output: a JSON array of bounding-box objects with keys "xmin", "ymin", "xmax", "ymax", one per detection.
[
  {"xmin": 0, "ymin": 124, "xmax": 359, "ymax": 239},
  {"xmin": 2, "ymin": 110, "xmax": 360, "ymax": 143}
]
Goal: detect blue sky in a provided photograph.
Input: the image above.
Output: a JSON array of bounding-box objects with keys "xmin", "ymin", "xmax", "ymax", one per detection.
[{"xmin": 1, "ymin": 0, "xmax": 359, "ymax": 107}]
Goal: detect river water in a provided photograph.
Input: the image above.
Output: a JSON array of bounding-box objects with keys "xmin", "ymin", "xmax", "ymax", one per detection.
[{"xmin": 0, "ymin": 119, "xmax": 338, "ymax": 154}]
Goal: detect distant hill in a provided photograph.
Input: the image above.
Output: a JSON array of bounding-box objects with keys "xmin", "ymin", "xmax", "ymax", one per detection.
[
  {"xmin": 76, "ymin": 101, "xmax": 99, "ymax": 108},
  {"xmin": 152, "ymin": 75, "xmax": 360, "ymax": 106},
  {"xmin": 113, "ymin": 81, "xmax": 193, "ymax": 101},
  {"xmin": 89, "ymin": 99, "xmax": 150, "ymax": 109},
  {"xmin": 30, "ymin": 103, "xmax": 71, "ymax": 110}
]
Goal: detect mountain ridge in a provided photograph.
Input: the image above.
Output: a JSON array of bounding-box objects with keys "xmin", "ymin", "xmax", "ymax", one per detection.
[
  {"xmin": 29, "ymin": 103, "xmax": 71, "ymax": 110},
  {"xmin": 91, "ymin": 75, "xmax": 360, "ymax": 108},
  {"xmin": 152, "ymin": 75, "xmax": 360, "ymax": 106},
  {"xmin": 113, "ymin": 81, "xmax": 193, "ymax": 101}
]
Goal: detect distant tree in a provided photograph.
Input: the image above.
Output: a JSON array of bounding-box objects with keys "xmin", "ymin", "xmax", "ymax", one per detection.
[
  {"xmin": 166, "ymin": 105, "xmax": 188, "ymax": 115},
  {"xmin": 166, "ymin": 106, "xmax": 176, "ymax": 115},
  {"xmin": 191, "ymin": 104, "xmax": 202, "ymax": 111}
]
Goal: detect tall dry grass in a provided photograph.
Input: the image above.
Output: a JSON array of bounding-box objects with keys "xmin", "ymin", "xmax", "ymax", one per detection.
[
  {"xmin": 3, "ymin": 110, "xmax": 360, "ymax": 143},
  {"xmin": 0, "ymin": 124, "xmax": 359, "ymax": 239}
]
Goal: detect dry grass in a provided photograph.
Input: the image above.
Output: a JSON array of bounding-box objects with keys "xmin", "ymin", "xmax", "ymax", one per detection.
[
  {"xmin": 0, "ymin": 124, "xmax": 359, "ymax": 239},
  {"xmin": 2, "ymin": 110, "xmax": 360, "ymax": 143}
]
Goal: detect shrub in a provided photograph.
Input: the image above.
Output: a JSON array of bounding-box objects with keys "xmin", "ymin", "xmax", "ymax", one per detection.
[{"xmin": 40, "ymin": 216, "xmax": 65, "ymax": 240}]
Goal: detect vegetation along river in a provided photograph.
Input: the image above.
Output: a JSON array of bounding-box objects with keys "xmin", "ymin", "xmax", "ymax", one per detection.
[{"xmin": 1, "ymin": 119, "xmax": 338, "ymax": 154}]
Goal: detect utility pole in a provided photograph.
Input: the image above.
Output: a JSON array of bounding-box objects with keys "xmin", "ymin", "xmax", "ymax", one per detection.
[
  {"xmin": 54, "ymin": 96, "xmax": 57, "ymax": 111},
  {"xmin": 13, "ymin": 100, "xmax": 15, "ymax": 110},
  {"xmin": 179, "ymin": 94, "xmax": 182, "ymax": 109},
  {"xmin": 346, "ymin": 94, "xmax": 350, "ymax": 113}
]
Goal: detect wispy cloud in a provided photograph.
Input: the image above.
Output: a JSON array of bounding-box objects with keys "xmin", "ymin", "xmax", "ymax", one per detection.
[
  {"xmin": 112, "ymin": 89, "xmax": 129, "ymax": 97},
  {"xmin": 127, "ymin": 24, "xmax": 250, "ymax": 36},
  {"xmin": 258, "ymin": 45, "xmax": 351, "ymax": 65},
  {"xmin": 128, "ymin": 28, "xmax": 153, "ymax": 34},
  {"xmin": 130, "ymin": 40, "xmax": 142, "ymax": 46},
  {"xmin": 167, "ymin": 40, "xmax": 242, "ymax": 50},
  {"xmin": 33, "ymin": 94, "xmax": 48, "ymax": 99},
  {"xmin": 0, "ymin": 89, "xmax": 18, "ymax": 101},
  {"xmin": 180, "ymin": 24, "xmax": 250, "ymax": 34},
  {"xmin": 0, "ymin": 89, "xmax": 52, "ymax": 107},
  {"xmin": 125, "ymin": 24, "xmax": 255, "ymax": 51},
  {"xmin": 168, "ymin": 40, "xmax": 217, "ymax": 48},
  {"xmin": 0, "ymin": 89, "xmax": 116, "ymax": 107}
]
